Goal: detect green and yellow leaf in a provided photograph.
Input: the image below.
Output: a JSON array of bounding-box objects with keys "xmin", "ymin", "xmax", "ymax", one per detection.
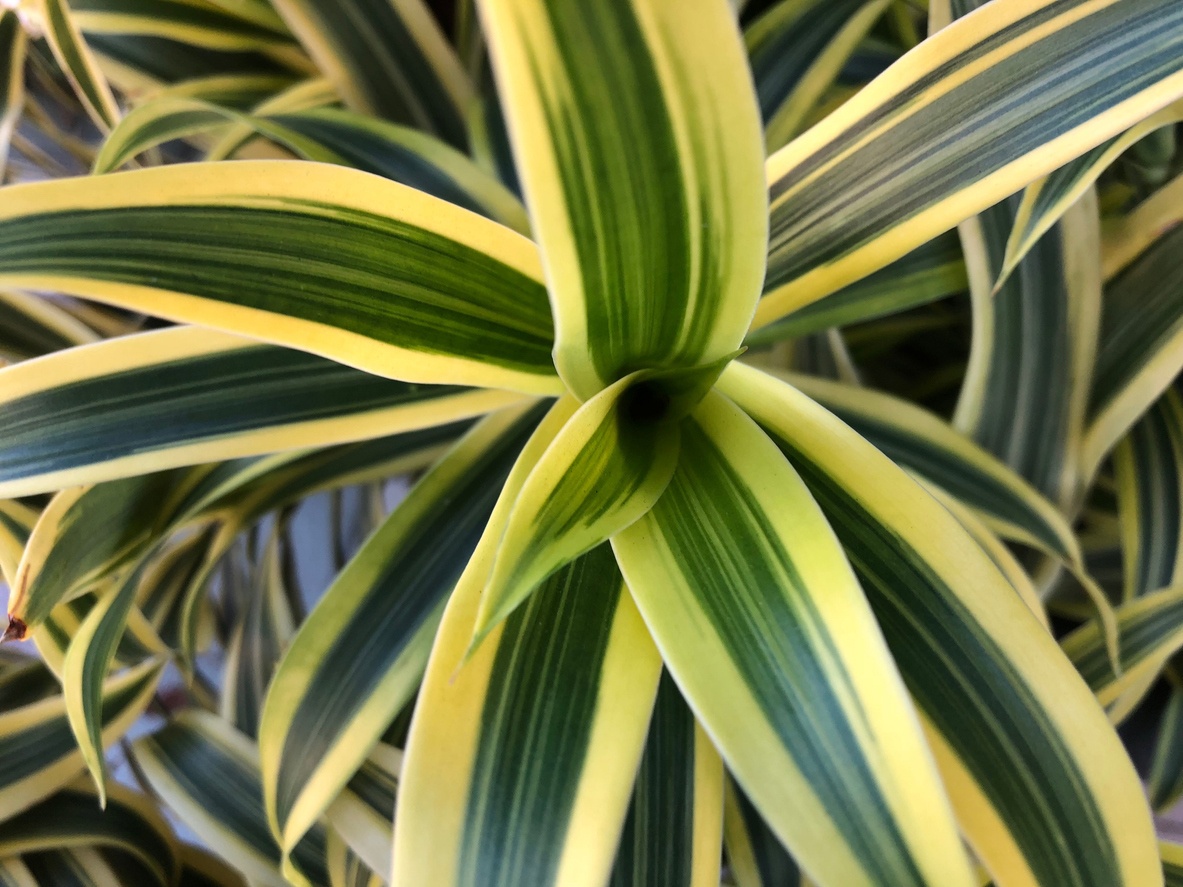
[{"xmin": 481, "ymin": 0, "xmax": 767, "ymax": 398}]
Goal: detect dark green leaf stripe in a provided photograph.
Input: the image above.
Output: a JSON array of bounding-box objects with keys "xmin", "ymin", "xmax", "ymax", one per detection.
[
  {"xmin": 0, "ymin": 331, "xmax": 492, "ymax": 497},
  {"xmin": 0, "ymin": 664, "xmax": 159, "ymax": 806},
  {"xmin": 0, "ymin": 652, "xmax": 58, "ymax": 710},
  {"xmin": 71, "ymin": 0, "xmax": 295, "ymax": 49},
  {"xmin": 0, "ymin": 195, "xmax": 556, "ymax": 380},
  {"xmin": 262, "ymin": 110, "xmax": 527, "ymax": 230},
  {"xmin": 271, "ymin": 407, "xmax": 540, "ymax": 833},
  {"xmin": 1116, "ymin": 390, "xmax": 1183, "ymax": 599},
  {"xmin": 1149, "ymin": 687, "xmax": 1183, "ymax": 811},
  {"xmin": 788, "ymin": 374, "xmax": 1075, "ymax": 559},
  {"xmin": 0, "ymin": 788, "xmax": 175, "ymax": 885},
  {"xmin": 729, "ymin": 780, "xmax": 802, "ymax": 887},
  {"xmin": 957, "ymin": 196, "xmax": 1082, "ymax": 502},
  {"xmin": 86, "ymin": 32, "xmax": 288, "ymax": 83},
  {"xmin": 763, "ymin": 0, "xmax": 1183, "ymax": 309},
  {"xmin": 13, "ymin": 471, "xmax": 191, "ymax": 627},
  {"xmin": 749, "ymin": 0, "xmax": 868, "ymax": 121},
  {"xmin": 342, "ymin": 752, "xmax": 398, "ymax": 823},
  {"xmin": 1091, "ymin": 225, "xmax": 1183, "ymax": 425},
  {"xmin": 763, "ymin": 433, "xmax": 1117, "ymax": 887},
  {"xmin": 490, "ymin": 0, "xmax": 764, "ymax": 399},
  {"xmin": 0, "ymin": 291, "xmax": 96, "ymax": 362},
  {"xmin": 609, "ymin": 672, "xmax": 696, "ymax": 887},
  {"xmin": 208, "ymin": 422, "xmax": 468, "ymax": 523},
  {"xmin": 22, "ymin": 851, "xmax": 109, "ymax": 887},
  {"xmin": 458, "ymin": 545, "xmax": 625, "ymax": 887},
  {"xmin": 41, "ymin": 0, "xmax": 119, "ymax": 130},
  {"xmin": 1064, "ymin": 588, "xmax": 1183, "ymax": 693},
  {"xmin": 646, "ymin": 419, "xmax": 924, "ymax": 885},
  {"xmin": 744, "ymin": 233, "xmax": 966, "ymax": 346},
  {"xmin": 135, "ymin": 714, "xmax": 329, "ymax": 887},
  {"xmin": 270, "ymin": 0, "xmax": 469, "ymax": 146}
]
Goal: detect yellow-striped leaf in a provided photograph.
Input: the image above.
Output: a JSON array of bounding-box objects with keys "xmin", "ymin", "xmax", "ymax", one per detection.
[
  {"xmin": 720, "ymin": 361, "xmax": 1160, "ymax": 887},
  {"xmin": 0, "ymin": 289, "xmax": 100, "ymax": 364},
  {"xmin": 392, "ymin": 545, "xmax": 662, "ymax": 887},
  {"xmin": 0, "ymin": 657, "xmax": 162, "ymax": 822},
  {"xmin": 0, "ymin": 327, "xmax": 518, "ymax": 499},
  {"xmin": 1085, "ymin": 224, "xmax": 1183, "ymax": 484},
  {"xmin": 747, "ymin": 0, "xmax": 891, "ymax": 151},
  {"xmin": 1164, "ymin": 842, "xmax": 1183, "ymax": 887},
  {"xmin": 39, "ymin": 0, "xmax": 121, "ymax": 131},
  {"xmin": 1114, "ymin": 388, "xmax": 1183, "ymax": 601},
  {"xmin": 614, "ymin": 389, "xmax": 973, "ymax": 887},
  {"xmin": 757, "ymin": 0, "xmax": 1183, "ymax": 328},
  {"xmin": 954, "ymin": 190, "xmax": 1100, "ymax": 508},
  {"xmin": 723, "ymin": 777, "xmax": 803, "ymax": 887},
  {"xmin": 471, "ymin": 369, "xmax": 696, "ymax": 643},
  {"xmin": 71, "ymin": 0, "xmax": 297, "ymax": 54},
  {"xmin": 609, "ymin": 672, "xmax": 723, "ymax": 887},
  {"xmin": 260, "ymin": 404, "xmax": 541, "ymax": 873},
  {"xmin": 0, "ymin": 162, "xmax": 561, "ymax": 395},
  {"xmin": 999, "ymin": 100, "xmax": 1183, "ymax": 289},
  {"xmin": 134, "ymin": 710, "xmax": 329, "ymax": 887},
  {"xmin": 481, "ymin": 0, "xmax": 767, "ymax": 399},
  {"xmin": 269, "ymin": 0, "xmax": 471, "ymax": 146},
  {"xmin": 744, "ymin": 233, "xmax": 966, "ymax": 347}
]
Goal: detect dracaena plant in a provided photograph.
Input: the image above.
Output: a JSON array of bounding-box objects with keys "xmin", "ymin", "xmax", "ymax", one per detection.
[{"xmin": 3, "ymin": 0, "xmax": 1183, "ymax": 885}]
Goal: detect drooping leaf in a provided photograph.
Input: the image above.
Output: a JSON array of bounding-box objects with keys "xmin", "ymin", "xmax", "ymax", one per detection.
[
  {"xmin": 721, "ymin": 362, "xmax": 1161, "ymax": 887},
  {"xmin": 614, "ymin": 389, "xmax": 972, "ymax": 887}
]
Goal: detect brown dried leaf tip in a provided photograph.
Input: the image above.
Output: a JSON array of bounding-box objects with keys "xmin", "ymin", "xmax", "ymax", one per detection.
[{"xmin": 2, "ymin": 615, "xmax": 26, "ymax": 643}]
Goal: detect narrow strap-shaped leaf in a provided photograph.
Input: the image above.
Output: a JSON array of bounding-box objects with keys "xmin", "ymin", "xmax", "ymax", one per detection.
[
  {"xmin": 609, "ymin": 672, "xmax": 723, "ymax": 887},
  {"xmin": 62, "ymin": 563, "xmax": 154, "ymax": 802},
  {"xmin": 757, "ymin": 0, "xmax": 1183, "ymax": 327},
  {"xmin": 325, "ymin": 830, "xmax": 381, "ymax": 887},
  {"xmin": 723, "ymin": 777, "xmax": 802, "ymax": 887},
  {"xmin": 999, "ymin": 100, "xmax": 1183, "ymax": 289},
  {"xmin": 39, "ymin": 0, "xmax": 121, "ymax": 131},
  {"xmin": 20, "ymin": 849, "xmax": 125, "ymax": 887},
  {"xmin": 746, "ymin": 0, "xmax": 891, "ymax": 151},
  {"xmin": 0, "ymin": 290, "xmax": 100, "ymax": 363},
  {"xmin": 0, "ymin": 500, "xmax": 36, "ymax": 588},
  {"xmin": 1102, "ymin": 171, "xmax": 1183, "ymax": 282},
  {"xmin": 0, "ymin": 783, "xmax": 177, "ymax": 886},
  {"xmin": 743, "ymin": 233, "xmax": 966, "ymax": 347},
  {"xmin": 269, "ymin": 0, "xmax": 471, "ymax": 146},
  {"xmin": 203, "ymin": 76, "xmax": 338, "ymax": 161},
  {"xmin": 95, "ymin": 101, "xmax": 530, "ymax": 233},
  {"xmin": 954, "ymin": 190, "xmax": 1101, "ymax": 507},
  {"xmin": 10, "ymin": 470, "xmax": 195, "ymax": 628},
  {"xmin": 1149, "ymin": 686, "xmax": 1183, "ymax": 811},
  {"xmin": 393, "ymin": 544, "xmax": 661, "ymax": 887},
  {"xmin": 470, "ymin": 371, "xmax": 687, "ymax": 644},
  {"xmin": 481, "ymin": 0, "xmax": 767, "ymax": 399},
  {"xmin": 0, "ymin": 327, "xmax": 513, "ymax": 499},
  {"xmin": 259, "ymin": 404, "xmax": 541, "ymax": 871},
  {"xmin": 613, "ymin": 389, "xmax": 973, "ymax": 887},
  {"xmin": 720, "ymin": 362, "xmax": 1161, "ymax": 887},
  {"xmin": 221, "ymin": 528, "xmax": 296, "ymax": 738},
  {"xmin": 915, "ymin": 478, "xmax": 1050, "ymax": 631},
  {"xmin": 133, "ymin": 710, "xmax": 329, "ymax": 887},
  {"xmin": 1063, "ymin": 586, "xmax": 1183, "ymax": 712},
  {"xmin": 0, "ymin": 11, "xmax": 26, "ymax": 182},
  {"xmin": 0, "ymin": 161, "xmax": 561, "ymax": 395},
  {"xmin": 0, "ymin": 658, "xmax": 162, "ymax": 822},
  {"xmin": 70, "ymin": 0, "xmax": 296, "ymax": 53},
  {"xmin": 143, "ymin": 71, "xmax": 299, "ymax": 106},
  {"xmin": 1114, "ymin": 388, "xmax": 1183, "ymax": 601},
  {"xmin": 323, "ymin": 744, "xmax": 400, "ymax": 882},
  {"xmin": 1085, "ymin": 224, "xmax": 1183, "ymax": 484},
  {"xmin": 780, "ymin": 371, "xmax": 1078, "ymax": 560}
]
